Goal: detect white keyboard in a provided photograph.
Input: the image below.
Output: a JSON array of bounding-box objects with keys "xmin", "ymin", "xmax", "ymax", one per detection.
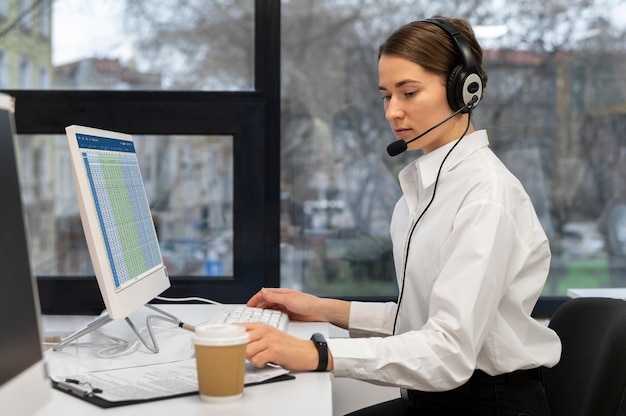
[{"xmin": 208, "ymin": 305, "xmax": 289, "ymax": 332}]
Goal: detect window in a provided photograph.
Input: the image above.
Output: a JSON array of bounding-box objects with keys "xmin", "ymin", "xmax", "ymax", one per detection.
[
  {"xmin": 18, "ymin": 0, "xmax": 33, "ymax": 31},
  {"xmin": 24, "ymin": 133, "xmax": 235, "ymax": 278},
  {"xmin": 278, "ymin": 0, "xmax": 626, "ymax": 315},
  {"xmin": 50, "ymin": 0, "xmax": 255, "ymax": 91},
  {"xmin": 0, "ymin": 51, "xmax": 6, "ymax": 87},
  {"xmin": 19, "ymin": 58, "xmax": 31, "ymax": 88},
  {"xmin": 37, "ymin": 66, "xmax": 48, "ymax": 88},
  {"xmin": 2, "ymin": 0, "xmax": 625, "ymax": 317},
  {"xmin": 4, "ymin": 0, "xmax": 280, "ymax": 314},
  {"xmin": 38, "ymin": 0, "xmax": 49, "ymax": 37}
]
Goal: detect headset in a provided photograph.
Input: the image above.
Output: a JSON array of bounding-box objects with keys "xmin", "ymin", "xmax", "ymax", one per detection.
[
  {"xmin": 391, "ymin": 18, "xmax": 481, "ymax": 333},
  {"xmin": 422, "ymin": 17, "xmax": 483, "ymax": 113}
]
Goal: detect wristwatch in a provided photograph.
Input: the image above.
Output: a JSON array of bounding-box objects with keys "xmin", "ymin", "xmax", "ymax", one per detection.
[{"xmin": 310, "ymin": 333, "xmax": 328, "ymax": 372}]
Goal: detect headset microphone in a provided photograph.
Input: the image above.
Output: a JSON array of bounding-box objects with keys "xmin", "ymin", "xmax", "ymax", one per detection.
[{"xmin": 386, "ymin": 96, "xmax": 477, "ymax": 157}]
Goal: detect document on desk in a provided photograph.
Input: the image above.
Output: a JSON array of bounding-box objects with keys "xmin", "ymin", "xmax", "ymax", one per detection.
[{"xmin": 51, "ymin": 359, "xmax": 292, "ymax": 407}]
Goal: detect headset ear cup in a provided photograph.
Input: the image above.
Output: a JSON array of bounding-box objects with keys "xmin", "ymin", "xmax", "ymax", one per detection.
[{"xmin": 446, "ymin": 65, "xmax": 465, "ymax": 112}]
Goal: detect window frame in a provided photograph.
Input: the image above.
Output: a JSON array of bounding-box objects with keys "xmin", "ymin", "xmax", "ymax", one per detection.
[{"xmin": 2, "ymin": 0, "xmax": 281, "ymax": 315}]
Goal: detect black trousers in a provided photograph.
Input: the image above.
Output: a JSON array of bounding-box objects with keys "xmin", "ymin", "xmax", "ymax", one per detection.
[{"xmin": 346, "ymin": 368, "xmax": 551, "ymax": 416}]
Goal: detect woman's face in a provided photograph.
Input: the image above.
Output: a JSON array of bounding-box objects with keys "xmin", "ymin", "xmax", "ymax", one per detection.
[{"xmin": 378, "ymin": 54, "xmax": 466, "ymax": 154}]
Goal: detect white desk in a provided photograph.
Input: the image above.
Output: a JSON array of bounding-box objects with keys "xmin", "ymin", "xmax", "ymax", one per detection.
[
  {"xmin": 567, "ymin": 288, "xmax": 626, "ymax": 299},
  {"xmin": 35, "ymin": 305, "xmax": 332, "ymax": 416}
]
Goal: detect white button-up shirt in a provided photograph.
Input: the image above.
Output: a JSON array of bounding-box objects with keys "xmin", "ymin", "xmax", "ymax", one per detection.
[{"xmin": 328, "ymin": 130, "xmax": 561, "ymax": 391}]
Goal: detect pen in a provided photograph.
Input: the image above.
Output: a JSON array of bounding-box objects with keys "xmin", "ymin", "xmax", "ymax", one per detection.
[
  {"xmin": 57, "ymin": 379, "xmax": 96, "ymax": 397},
  {"xmin": 178, "ymin": 321, "xmax": 196, "ymax": 332},
  {"xmin": 58, "ymin": 378, "xmax": 103, "ymax": 396}
]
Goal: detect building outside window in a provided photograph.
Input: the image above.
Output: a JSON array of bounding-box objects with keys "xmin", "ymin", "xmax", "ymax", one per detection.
[
  {"xmin": 0, "ymin": 51, "xmax": 6, "ymax": 88},
  {"xmin": 18, "ymin": 57, "xmax": 30, "ymax": 88}
]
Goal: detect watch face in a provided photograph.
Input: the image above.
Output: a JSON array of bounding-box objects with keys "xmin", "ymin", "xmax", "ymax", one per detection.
[{"xmin": 311, "ymin": 333, "xmax": 326, "ymax": 344}]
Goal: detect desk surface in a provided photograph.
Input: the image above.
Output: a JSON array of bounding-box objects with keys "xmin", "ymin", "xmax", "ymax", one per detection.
[
  {"xmin": 567, "ymin": 287, "xmax": 626, "ymax": 299},
  {"xmin": 35, "ymin": 304, "xmax": 332, "ymax": 416}
]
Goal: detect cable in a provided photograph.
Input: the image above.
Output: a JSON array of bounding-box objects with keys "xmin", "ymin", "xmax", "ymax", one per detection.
[
  {"xmin": 57, "ymin": 298, "xmax": 219, "ymax": 357},
  {"xmin": 155, "ymin": 295, "xmax": 223, "ymax": 305},
  {"xmin": 152, "ymin": 296, "xmax": 225, "ymax": 331},
  {"xmin": 392, "ymin": 112, "xmax": 473, "ymax": 335},
  {"xmin": 51, "ymin": 302, "xmax": 199, "ymax": 358},
  {"xmin": 96, "ymin": 315, "xmax": 187, "ymax": 358},
  {"xmin": 94, "ymin": 331, "xmax": 138, "ymax": 358}
]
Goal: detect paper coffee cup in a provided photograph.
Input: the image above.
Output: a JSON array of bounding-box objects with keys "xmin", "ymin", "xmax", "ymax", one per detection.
[{"xmin": 193, "ymin": 324, "xmax": 250, "ymax": 402}]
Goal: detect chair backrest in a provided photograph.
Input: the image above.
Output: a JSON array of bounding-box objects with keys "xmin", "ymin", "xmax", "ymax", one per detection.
[{"xmin": 544, "ymin": 297, "xmax": 626, "ymax": 416}]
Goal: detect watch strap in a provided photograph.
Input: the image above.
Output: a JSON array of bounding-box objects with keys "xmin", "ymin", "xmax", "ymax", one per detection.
[{"xmin": 310, "ymin": 333, "xmax": 328, "ymax": 372}]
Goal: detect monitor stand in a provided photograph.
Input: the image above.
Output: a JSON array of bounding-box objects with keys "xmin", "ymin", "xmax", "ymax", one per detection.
[{"xmin": 52, "ymin": 304, "xmax": 183, "ymax": 353}]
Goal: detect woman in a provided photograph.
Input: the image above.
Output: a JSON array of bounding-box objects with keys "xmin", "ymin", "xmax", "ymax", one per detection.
[{"xmin": 240, "ymin": 16, "xmax": 561, "ymax": 415}]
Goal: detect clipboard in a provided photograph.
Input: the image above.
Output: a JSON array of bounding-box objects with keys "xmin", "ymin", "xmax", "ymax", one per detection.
[{"xmin": 52, "ymin": 373, "xmax": 296, "ymax": 408}]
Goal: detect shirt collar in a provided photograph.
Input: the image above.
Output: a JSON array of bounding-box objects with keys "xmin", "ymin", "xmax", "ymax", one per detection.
[{"xmin": 400, "ymin": 129, "xmax": 490, "ymax": 190}]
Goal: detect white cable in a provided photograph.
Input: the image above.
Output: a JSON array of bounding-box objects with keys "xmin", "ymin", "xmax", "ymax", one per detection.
[
  {"xmin": 90, "ymin": 330, "xmax": 136, "ymax": 358},
  {"xmin": 50, "ymin": 330, "xmax": 129, "ymax": 353},
  {"xmin": 155, "ymin": 295, "xmax": 223, "ymax": 305},
  {"xmin": 95, "ymin": 317, "xmax": 181, "ymax": 358}
]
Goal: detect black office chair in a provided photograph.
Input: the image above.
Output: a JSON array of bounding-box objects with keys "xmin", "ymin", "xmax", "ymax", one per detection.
[{"xmin": 543, "ymin": 297, "xmax": 626, "ymax": 416}]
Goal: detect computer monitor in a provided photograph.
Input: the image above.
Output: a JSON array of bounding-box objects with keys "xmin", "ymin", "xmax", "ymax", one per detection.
[
  {"xmin": 0, "ymin": 93, "xmax": 51, "ymax": 413},
  {"xmin": 53, "ymin": 125, "xmax": 171, "ymax": 352},
  {"xmin": 65, "ymin": 125, "xmax": 170, "ymax": 320}
]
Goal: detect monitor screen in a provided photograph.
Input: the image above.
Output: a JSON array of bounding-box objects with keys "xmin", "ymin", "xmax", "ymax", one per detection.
[
  {"xmin": 66, "ymin": 125, "xmax": 170, "ymax": 320},
  {"xmin": 0, "ymin": 93, "xmax": 51, "ymax": 413}
]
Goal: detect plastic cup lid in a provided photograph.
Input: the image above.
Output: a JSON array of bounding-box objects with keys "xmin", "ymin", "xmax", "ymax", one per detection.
[{"xmin": 193, "ymin": 324, "xmax": 250, "ymax": 346}]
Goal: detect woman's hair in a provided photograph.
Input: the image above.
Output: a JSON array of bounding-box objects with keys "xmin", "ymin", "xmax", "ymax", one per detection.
[{"xmin": 378, "ymin": 16, "xmax": 488, "ymax": 93}]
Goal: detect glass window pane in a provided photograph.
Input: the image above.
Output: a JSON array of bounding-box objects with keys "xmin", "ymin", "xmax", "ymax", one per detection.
[
  {"xmin": 0, "ymin": 0, "xmax": 254, "ymax": 90},
  {"xmin": 281, "ymin": 0, "xmax": 626, "ymax": 297},
  {"xmin": 17, "ymin": 134, "xmax": 233, "ymax": 279}
]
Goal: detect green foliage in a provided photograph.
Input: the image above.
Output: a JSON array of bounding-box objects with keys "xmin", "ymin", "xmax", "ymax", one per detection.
[{"xmin": 544, "ymin": 258, "xmax": 610, "ymax": 296}]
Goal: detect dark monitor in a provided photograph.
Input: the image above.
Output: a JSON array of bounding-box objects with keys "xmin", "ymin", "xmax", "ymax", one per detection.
[{"xmin": 0, "ymin": 94, "xmax": 51, "ymax": 413}]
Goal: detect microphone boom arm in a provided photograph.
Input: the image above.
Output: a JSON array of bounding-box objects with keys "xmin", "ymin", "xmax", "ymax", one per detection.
[{"xmin": 386, "ymin": 96, "xmax": 478, "ymax": 157}]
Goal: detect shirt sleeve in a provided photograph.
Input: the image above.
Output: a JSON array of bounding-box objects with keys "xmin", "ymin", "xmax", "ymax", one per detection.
[
  {"xmin": 329, "ymin": 199, "xmax": 546, "ymax": 391},
  {"xmin": 346, "ymin": 301, "xmax": 397, "ymax": 338}
]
